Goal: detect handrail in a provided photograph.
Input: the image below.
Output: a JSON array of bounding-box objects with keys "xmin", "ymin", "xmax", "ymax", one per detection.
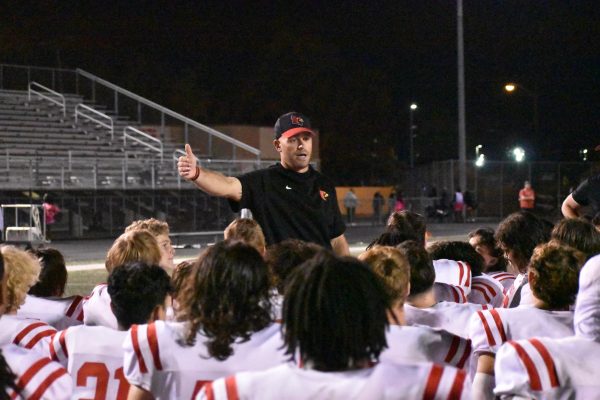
[
  {"xmin": 28, "ymin": 81, "xmax": 66, "ymax": 116},
  {"xmin": 124, "ymin": 126, "xmax": 163, "ymax": 160},
  {"xmin": 76, "ymin": 69, "xmax": 260, "ymax": 156},
  {"xmin": 75, "ymin": 103, "xmax": 114, "ymax": 140}
]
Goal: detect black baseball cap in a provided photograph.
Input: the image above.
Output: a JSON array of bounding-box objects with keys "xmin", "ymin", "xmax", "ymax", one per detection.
[{"xmin": 274, "ymin": 112, "xmax": 315, "ymax": 140}]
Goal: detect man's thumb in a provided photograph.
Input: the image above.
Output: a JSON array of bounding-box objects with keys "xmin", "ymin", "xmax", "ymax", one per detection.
[{"xmin": 185, "ymin": 144, "xmax": 194, "ymax": 158}]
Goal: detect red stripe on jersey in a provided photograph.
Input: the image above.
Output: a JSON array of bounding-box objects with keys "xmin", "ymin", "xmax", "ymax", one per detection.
[
  {"xmin": 445, "ymin": 336, "xmax": 460, "ymax": 363},
  {"xmin": 463, "ymin": 262, "xmax": 471, "ymax": 287},
  {"xmin": 204, "ymin": 382, "xmax": 215, "ymax": 400},
  {"xmin": 448, "ymin": 369, "xmax": 467, "ymax": 399},
  {"xmin": 481, "ymin": 304, "xmax": 489, "ymax": 310},
  {"xmin": 58, "ymin": 330, "xmax": 68, "ymax": 358},
  {"xmin": 14, "ymin": 358, "xmax": 52, "ymax": 394},
  {"xmin": 24, "ymin": 329, "xmax": 55, "ymax": 349},
  {"xmin": 76, "ymin": 308, "xmax": 84, "ymax": 322},
  {"xmin": 423, "ymin": 364, "xmax": 444, "ymax": 400},
  {"xmin": 225, "ymin": 376, "xmax": 239, "ymax": 400},
  {"xmin": 457, "ymin": 286, "xmax": 467, "ymax": 303},
  {"xmin": 490, "ymin": 309, "xmax": 507, "ymax": 342},
  {"xmin": 457, "ymin": 339, "xmax": 471, "ymax": 369},
  {"xmin": 474, "ymin": 281, "xmax": 498, "ymax": 297},
  {"xmin": 131, "ymin": 325, "xmax": 148, "ymax": 374},
  {"xmin": 28, "ymin": 367, "xmax": 68, "ymax": 400},
  {"xmin": 450, "ymin": 286, "xmax": 459, "ymax": 303},
  {"xmin": 48, "ymin": 333, "xmax": 58, "ymax": 361},
  {"xmin": 65, "ymin": 295, "xmax": 84, "ymax": 317},
  {"xmin": 530, "ymin": 338, "xmax": 560, "ymax": 388},
  {"xmin": 147, "ymin": 323, "xmax": 163, "ymax": 371},
  {"xmin": 502, "ymin": 294, "xmax": 510, "ymax": 308},
  {"xmin": 13, "ymin": 322, "xmax": 47, "ymax": 345},
  {"xmin": 473, "ymin": 286, "xmax": 491, "ymax": 303},
  {"xmin": 477, "ymin": 310, "xmax": 496, "ymax": 346},
  {"xmin": 509, "ymin": 341, "xmax": 542, "ymax": 391},
  {"xmin": 458, "ymin": 262, "xmax": 464, "ymax": 286}
]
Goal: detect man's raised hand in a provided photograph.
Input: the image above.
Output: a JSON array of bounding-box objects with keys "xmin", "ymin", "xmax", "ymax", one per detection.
[{"xmin": 177, "ymin": 144, "xmax": 198, "ymax": 180}]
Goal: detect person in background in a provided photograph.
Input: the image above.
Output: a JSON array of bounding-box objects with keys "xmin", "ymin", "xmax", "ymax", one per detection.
[
  {"xmin": 42, "ymin": 193, "xmax": 61, "ymax": 240},
  {"xmin": 372, "ymin": 191, "xmax": 385, "ymax": 225},
  {"xmin": 452, "ymin": 188, "xmax": 464, "ymax": 222},
  {"xmin": 343, "ymin": 188, "xmax": 358, "ymax": 224},
  {"xmin": 518, "ymin": 181, "xmax": 535, "ymax": 212},
  {"xmin": 394, "ymin": 191, "xmax": 406, "ymax": 212}
]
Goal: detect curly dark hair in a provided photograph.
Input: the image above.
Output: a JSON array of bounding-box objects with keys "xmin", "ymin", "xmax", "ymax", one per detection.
[
  {"xmin": 495, "ymin": 211, "xmax": 552, "ymax": 273},
  {"xmin": 178, "ymin": 240, "xmax": 272, "ymax": 360},
  {"xmin": 551, "ymin": 218, "xmax": 600, "ymax": 260},
  {"xmin": 265, "ymin": 239, "xmax": 322, "ymax": 295},
  {"xmin": 28, "ymin": 248, "xmax": 67, "ymax": 297},
  {"xmin": 529, "ymin": 243, "xmax": 585, "ymax": 309},
  {"xmin": 427, "ymin": 240, "xmax": 485, "ymax": 276},
  {"xmin": 107, "ymin": 262, "xmax": 172, "ymax": 330},
  {"xmin": 283, "ymin": 250, "xmax": 389, "ymax": 371},
  {"xmin": 396, "ymin": 240, "xmax": 435, "ymax": 297},
  {"xmin": 468, "ymin": 227, "xmax": 508, "ymax": 273}
]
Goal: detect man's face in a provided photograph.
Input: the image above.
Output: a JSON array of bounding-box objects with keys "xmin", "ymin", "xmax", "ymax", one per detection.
[
  {"xmin": 155, "ymin": 233, "xmax": 175, "ymax": 271},
  {"xmin": 274, "ymin": 132, "xmax": 313, "ymax": 173}
]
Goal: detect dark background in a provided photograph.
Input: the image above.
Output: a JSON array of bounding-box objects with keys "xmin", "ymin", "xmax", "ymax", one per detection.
[{"xmin": 2, "ymin": 1, "xmax": 599, "ymax": 184}]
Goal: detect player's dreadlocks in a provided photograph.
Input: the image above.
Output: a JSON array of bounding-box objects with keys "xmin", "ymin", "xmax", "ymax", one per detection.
[
  {"xmin": 283, "ymin": 250, "xmax": 390, "ymax": 371},
  {"xmin": 178, "ymin": 240, "xmax": 272, "ymax": 360}
]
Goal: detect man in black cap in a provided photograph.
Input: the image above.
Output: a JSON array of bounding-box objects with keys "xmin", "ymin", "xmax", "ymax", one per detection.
[{"xmin": 177, "ymin": 112, "xmax": 349, "ymax": 255}]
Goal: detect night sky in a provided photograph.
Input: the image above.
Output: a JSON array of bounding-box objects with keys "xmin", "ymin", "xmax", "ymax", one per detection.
[{"xmin": 2, "ymin": 1, "xmax": 599, "ymax": 184}]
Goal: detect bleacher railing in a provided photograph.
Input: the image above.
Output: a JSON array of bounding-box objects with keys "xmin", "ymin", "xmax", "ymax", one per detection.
[
  {"xmin": 75, "ymin": 103, "xmax": 114, "ymax": 140},
  {"xmin": 28, "ymin": 81, "xmax": 66, "ymax": 116},
  {"xmin": 124, "ymin": 126, "xmax": 163, "ymax": 160}
]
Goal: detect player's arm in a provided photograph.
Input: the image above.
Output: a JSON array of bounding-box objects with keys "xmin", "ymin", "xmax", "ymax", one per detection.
[
  {"xmin": 331, "ymin": 234, "xmax": 350, "ymax": 256},
  {"xmin": 561, "ymin": 193, "xmax": 581, "ymax": 218},
  {"xmin": 127, "ymin": 385, "xmax": 154, "ymax": 400},
  {"xmin": 177, "ymin": 144, "xmax": 242, "ymax": 201}
]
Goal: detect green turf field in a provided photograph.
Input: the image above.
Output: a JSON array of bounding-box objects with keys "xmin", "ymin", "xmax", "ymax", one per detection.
[{"xmin": 65, "ymin": 269, "xmax": 107, "ymax": 297}]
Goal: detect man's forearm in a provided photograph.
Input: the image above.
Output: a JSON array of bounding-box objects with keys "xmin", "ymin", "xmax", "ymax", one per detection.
[
  {"xmin": 331, "ymin": 234, "xmax": 350, "ymax": 256},
  {"xmin": 191, "ymin": 167, "xmax": 242, "ymax": 201}
]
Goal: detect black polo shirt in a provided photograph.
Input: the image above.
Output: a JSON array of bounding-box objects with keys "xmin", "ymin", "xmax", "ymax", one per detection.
[
  {"xmin": 572, "ymin": 174, "xmax": 600, "ymax": 215},
  {"xmin": 229, "ymin": 163, "xmax": 346, "ymax": 248}
]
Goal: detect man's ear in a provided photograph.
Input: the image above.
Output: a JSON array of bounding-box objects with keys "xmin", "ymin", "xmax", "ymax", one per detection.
[{"xmin": 273, "ymin": 139, "xmax": 282, "ymax": 153}]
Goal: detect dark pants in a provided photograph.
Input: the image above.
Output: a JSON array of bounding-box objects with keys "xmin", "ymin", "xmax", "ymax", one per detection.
[{"xmin": 347, "ymin": 207, "xmax": 355, "ymax": 223}]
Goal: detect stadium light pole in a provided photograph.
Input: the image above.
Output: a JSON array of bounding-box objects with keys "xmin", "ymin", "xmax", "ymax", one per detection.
[
  {"xmin": 409, "ymin": 103, "xmax": 418, "ymax": 169},
  {"xmin": 504, "ymin": 82, "xmax": 539, "ymax": 139},
  {"xmin": 457, "ymin": 0, "xmax": 467, "ymax": 202}
]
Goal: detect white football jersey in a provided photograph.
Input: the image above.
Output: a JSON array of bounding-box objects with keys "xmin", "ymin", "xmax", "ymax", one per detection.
[
  {"xmin": 485, "ymin": 271, "xmax": 516, "ymax": 293},
  {"xmin": 2, "ymin": 343, "xmax": 73, "ymax": 400},
  {"xmin": 468, "ymin": 275, "xmax": 504, "ymax": 307},
  {"xmin": 46, "ymin": 325, "xmax": 130, "ymax": 399},
  {"xmin": 123, "ymin": 320, "xmax": 287, "ymax": 399},
  {"xmin": 82, "ymin": 283, "xmax": 118, "ymax": 329},
  {"xmin": 404, "ymin": 301, "xmax": 490, "ymax": 337},
  {"xmin": 198, "ymin": 362, "xmax": 470, "ymax": 400},
  {"xmin": 17, "ymin": 294, "xmax": 84, "ymax": 330},
  {"xmin": 381, "ymin": 324, "xmax": 471, "ymax": 370},
  {"xmin": 495, "ymin": 336, "xmax": 600, "ymax": 399},
  {"xmin": 434, "ymin": 283, "xmax": 468, "ymax": 304},
  {"xmin": 501, "ymin": 273, "xmax": 528, "ymax": 308},
  {"xmin": 433, "ymin": 259, "xmax": 472, "ymax": 295},
  {"xmin": 468, "ymin": 306, "xmax": 574, "ymax": 358},
  {"xmin": 0, "ymin": 314, "xmax": 56, "ymax": 353}
]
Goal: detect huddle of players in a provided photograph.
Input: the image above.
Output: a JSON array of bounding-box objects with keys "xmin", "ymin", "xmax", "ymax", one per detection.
[{"xmin": 1, "ymin": 211, "xmax": 600, "ymax": 399}]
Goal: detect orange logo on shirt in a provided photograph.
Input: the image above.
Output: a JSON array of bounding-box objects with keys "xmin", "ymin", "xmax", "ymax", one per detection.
[{"xmin": 320, "ymin": 190, "xmax": 329, "ymax": 201}]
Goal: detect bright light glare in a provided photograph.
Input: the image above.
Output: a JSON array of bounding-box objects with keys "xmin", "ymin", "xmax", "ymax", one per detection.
[
  {"xmin": 410, "ymin": 103, "xmax": 418, "ymax": 110},
  {"xmin": 475, "ymin": 154, "xmax": 485, "ymax": 167},
  {"xmin": 504, "ymin": 84, "xmax": 516, "ymax": 92},
  {"xmin": 513, "ymin": 147, "xmax": 525, "ymax": 162}
]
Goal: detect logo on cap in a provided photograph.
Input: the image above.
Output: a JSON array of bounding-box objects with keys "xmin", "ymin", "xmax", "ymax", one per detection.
[
  {"xmin": 291, "ymin": 115, "xmax": 304, "ymax": 126},
  {"xmin": 320, "ymin": 190, "xmax": 329, "ymax": 201}
]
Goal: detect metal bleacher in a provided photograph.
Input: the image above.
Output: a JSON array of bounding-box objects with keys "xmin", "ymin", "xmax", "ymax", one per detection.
[{"xmin": 0, "ymin": 63, "xmax": 262, "ymax": 238}]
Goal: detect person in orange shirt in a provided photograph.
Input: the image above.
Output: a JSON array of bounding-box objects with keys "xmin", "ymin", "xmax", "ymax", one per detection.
[{"xmin": 518, "ymin": 181, "xmax": 535, "ymax": 211}]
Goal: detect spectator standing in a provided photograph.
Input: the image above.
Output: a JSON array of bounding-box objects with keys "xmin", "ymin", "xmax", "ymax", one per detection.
[
  {"xmin": 42, "ymin": 193, "xmax": 60, "ymax": 240},
  {"xmin": 343, "ymin": 189, "xmax": 359, "ymax": 224},
  {"xmin": 452, "ymin": 188, "xmax": 464, "ymax": 222},
  {"xmin": 518, "ymin": 181, "xmax": 536, "ymax": 211},
  {"xmin": 372, "ymin": 191, "xmax": 385, "ymax": 224}
]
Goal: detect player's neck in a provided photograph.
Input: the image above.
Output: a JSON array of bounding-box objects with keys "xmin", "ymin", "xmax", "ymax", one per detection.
[
  {"xmin": 406, "ymin": 289, "xmax": 436, "ymax": 309},
  {"xmin": 387, "ymin": 304, "xmax": 406, "ymax": 326}
]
